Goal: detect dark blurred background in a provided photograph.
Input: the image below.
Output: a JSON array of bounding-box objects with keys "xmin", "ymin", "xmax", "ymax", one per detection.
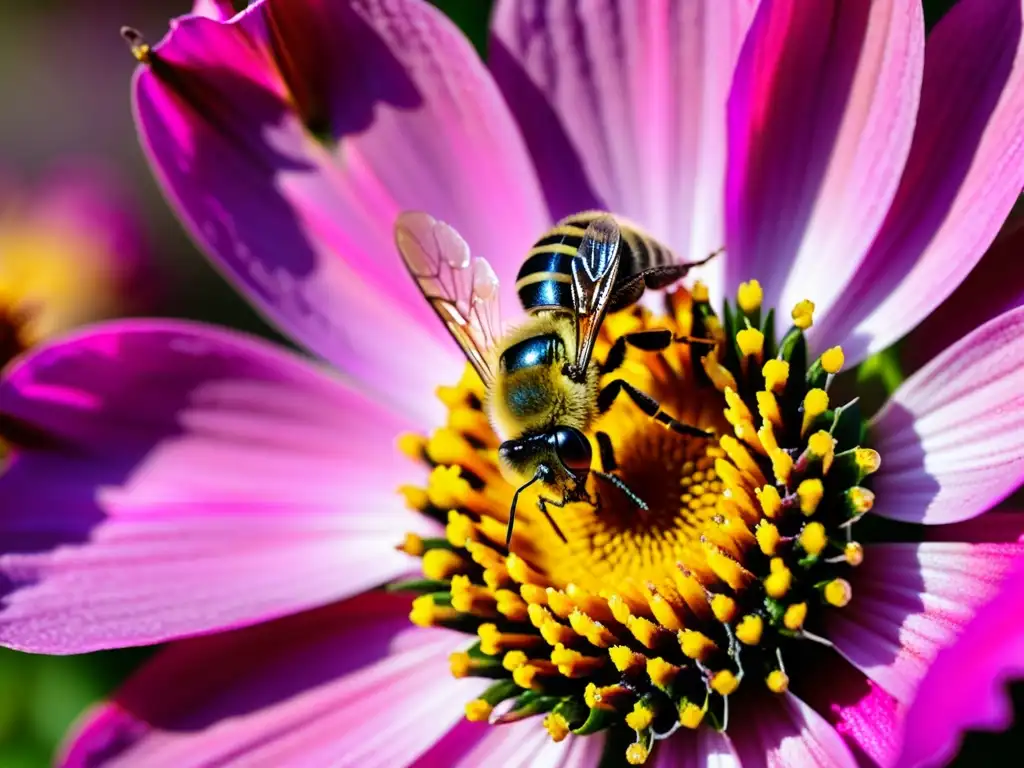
[{"xmin": 0, "ymin": 0, "xmax": 1015, "ymax": 766}]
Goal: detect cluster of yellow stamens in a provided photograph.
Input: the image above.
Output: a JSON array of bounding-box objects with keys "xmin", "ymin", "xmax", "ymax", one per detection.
[{"xmin": 393, "ymin": 281, "xmax": 879, "ymax": 764}]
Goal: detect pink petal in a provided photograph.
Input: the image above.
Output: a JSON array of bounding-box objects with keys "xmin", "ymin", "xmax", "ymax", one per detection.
[
  {"xmin": 725, "ymin": 0, "xmax": 924, "ymax": 320},
  {"xmin": 191, "ymin": 0, "xmax": 235, "ymax": 21},
  {"xmin": 901, "ymin": 219, "xmax": 1024, "ymax": 373},
  {"xmin": 898, "ymin": 555, "xmax": 1024, "ymax": 768},
  {"xmin": 924, "ymin": 509, "xmax": 1024, "ymax": 544},
  {"xmin": 871, "ymin": 307, "xmax": 1024, "ymax": 525},
  {"xmin": 418, "ymin": 719, "xmax": 604, "ymax": 768},
  {"xmin": 790, "ymin": 644, "xmax": 904, "ymax": 768},
  {"xmin": 729, "ymin": 690, "xmax": 857, "ymax": 768},
  {"xmin": 0, "ymin": 321, "xmax": 427, "ymax": 654},
  {"xmin": 814, "ymin": 0, "xmax": 1024, "ymax": 363},
  {"xmin": 133, "ymin": 0, "xmax": 547, "ymax": 408},
  {"xmin": 827, "ymin": 542, "xmax": 1024, "ymax": 705},
  {"xmin": 652, "ymin": 727, "xmax": 739, "ymax": 767},
  {"xmin": 490, "ymin": 0, "xmax": 757, "ymax": 296},
  {"xmin": 60, "ymin": 592, "xmax": 476, "ymax": 767}
]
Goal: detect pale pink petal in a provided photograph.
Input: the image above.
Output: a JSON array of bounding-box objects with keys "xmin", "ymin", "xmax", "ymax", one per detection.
[
  {"xmin": 924, "ymin": 509, "xmax": 1024, "ymax": 543},
  {"xmin": 827, "ymin": 542, "xmax": 1024, "ymax": 705},
  {"xmin": 814, "ymin": 0, "xmax": 1024, "ymax": 362},
  {"xmin": 898, "ymin": 556, "xmax": 1024, "ymax": 768},
  {"xmin": 418, "ymin": 719, "xmax": 604, "ymax": 768},
  {"xmin": 134, "ymin": 0, "xmax": 547, "ymax": 408},
  {"xmin": 729, "ymin": 691, "xmax": 857, "ymax": 768},
  {"xmin": 60, "ymin": 593, "xmax": 477, "ymax": 768},
  {"xmin": 0, "ymin": 321, "xmax": 427, "ymax": 654},
  {"xmin": 726, "ymin": 0, "xmax": 924, "ymax": 319},
  {"xmin": 901, "ymin": 219, "xmax": 1024, "ymax": 373},
  {"xmin": 653, "ymin": 727, "xmax": 739, "ymax": 767},
  {"xmin": 491, "ymin": 0, "xmax": 757, "ymax": 297},
  {"xmin": 790, "ymin": 644, "xmax": 904, "ymax": 768},
  {"xmin": 871, "ymin": 307, "xmax": 1024, "ymax": 525}
]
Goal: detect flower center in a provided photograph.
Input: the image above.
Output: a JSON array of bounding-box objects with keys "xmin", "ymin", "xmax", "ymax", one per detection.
[{"xmin": 395, "ymin": 281, "xmax": 879, "ymax": 764}]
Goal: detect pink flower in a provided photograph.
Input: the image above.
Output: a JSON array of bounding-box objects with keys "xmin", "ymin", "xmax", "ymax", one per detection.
[
  {"xmin": 1, "ymin": 0, "xmax": 1023, "ymax": 765},
  {"xmin": 0, "ymin": 164, "xmax": 148, "ymax": 366}
]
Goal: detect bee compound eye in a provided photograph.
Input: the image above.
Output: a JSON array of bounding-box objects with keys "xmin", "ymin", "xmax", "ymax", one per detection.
[{"xmin": 554, "ymin": 427, "xmax": 592, "ymax": 474}]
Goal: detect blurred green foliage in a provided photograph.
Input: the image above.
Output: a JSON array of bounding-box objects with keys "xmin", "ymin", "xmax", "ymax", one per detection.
[{"xmin": 0, "ymin": 1, "xmax": 1018, "ymax": 766}]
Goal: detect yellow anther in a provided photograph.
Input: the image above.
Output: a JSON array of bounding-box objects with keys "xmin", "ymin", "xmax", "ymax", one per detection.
[
  {"xmin": 798, "ymin": 479, "xmax": 824, "ymax": 515},
  {"xmin": 450, "ymin": 574, "xmax": 494, "ymax": 614},
  {"xmin": 711, "ymin": 594, "xmax": 738, "ymax": 623},
  {"xmin": 756, "ymin": 521, "xmax": 780, "ymax": 556},
  {"xmin": 770, "ymin": 450, "xmax": 794, "ymax": 486},
  {"xmin": 465, "ymin": 699, "xmax": 492, "ymax": 722},
  {"xmin": 609, "ymin": 645, "xmax": 645, "ymax": 672},
  {"xmin": 502, "ymin": 650, "xmax": 528, "ymax": 671},
  {"xmin": 736, "ymin": 328, "xmax": 765, "ymax": 358},
  {"xmin": 736, "ymin": 614, "xmax": 764, "ymax": 645},
  {"xmin": 506, "ymin": 553, "xmax": 549, "ymax": 586},
  {"xmin": 792, "ymin": 299, "xmax": 815, "ymax": 330},
  {"xmin": 647, "ymin": 657, "xmax": 680, "ymax": 689},
  {"xmin": 711, "ymin": 669, "xmax": 740, "ymax": 696},
  {"xmin": 449, "ymin": 651, "xmax": 472, "ymax": 678},
  {"xmin": 520, "ymin": 583, "xmax": 548, "ymax": 606},
  {"xmin": 848, "ymin": 487, "xmax": 875, "ymax": 514},
  {"xmin": 692, "ymin": 280, "xmax": 710, "ymax": 303},
  {"xmin": 764, "ymin": 558, "xmax": 792, "ymax": 599},
  {"xmin": 626, "ymin": 700, "xmax": 655, "ymax": 731},
  {"xmin": 397, "ymin": 432, "xmax": 427, "ymax": 460},
  {"xmin": 724, "ymin": 387, "xmax": 754, "ymax": 424},
  {"xmin": 569, "ymin": 610, "xmax": 615, "ymax": 647},
  {"xmin": 477, "ymin": 623, "xmax": 502, "ymax": 654},
  {"xmin": 762, "ymin": 359, "xmax": 790, "ymax": 394},
  {"xmin": 585, "ymin": 683, "xmax": 629, "ymax": 711},
  {"xmin": 445, "ymin": 510, "xmax": 476, "ymax": 548},
  {"xmin": 398, "ymin": 486, "xmax": 430, "ymax": 512},
  {"xmin": 855, "ymin": 448, "xmax": 882, "ymax": 476},
  {"xmin": 627, "ymin": 614, "xmax": 661, "ymax": 649},
  {"xmin": 397, "ymin": 531, "xmax": 424, "ymax": 556},
  {"xmin": 606, "ymin": 593, "xmax": 634, "ymax": 624},
  {"xmin": 550, "ymin": 643, "xmax": 589, "ymax": 677},
  {"xmin": 544, "ymin": 712, "xmax": 570, "ymax": 742},
  {"xmin": 422, "ymin": 548, "xmax": 465, "ymax": 580},
  {"xmin": 756, "ymin": 390, "xmax": 783, "ymax": 428},
  {"xmin": 802, "ymin": 388, "xmax": 829, "ymax": 435},
  {"xmin": 702, "ymin": 352, "xmax": 739, "ymax": 392},
  {"xmin": 756, "ymin": 484, "xmax": 783, "ymax": 519},
  {"xmin": 625, "ymin": 742, "xmax": 650, "ymax": 765},
  {"xmin": 821, "ymin": 346, "xmax": 845, "ymax": 374},
  {"xmin": 704, "ymin": 543, "xmax": 753, "ymax": 591},
  {"xmin": 737, "ymin": 279, "xmax": 763, "ymax": 314},
  {"xmin": 825, "ymin": 578, "xmax": 853, "ymax": 607},
  {"xmin": 767, "ymin": 670, "xmax": 790, "ymax": 693},
  {"xmin": 783, "ymin": 602, "xmax": 808, "ymax": 631},
  {"xmin": 799, "ymin": 521, "xmax": 827, "ymax": 556},
  {"xmin": 679, "ymin": 629, "xmax": 718, "ymax": 662},
  {"xmin": 844, "ymin": 541, "xmax": 864, "ymax": 566},
  {"xmin": 758, "ymin": 420, "xmax": 780, "ymax": 455},
  {"xmin": 409, "ymin": 595, "xmax": 457, "ymax": 627},
  {"xmin": 679, "ymin": 701, "xmax": 705, "ymax": 728},
  {"xmin": 545, "ymin": 588, "xmax": 575, "ymax": 618},
  {"xmin": 807, "ymin": 430, "xmax": 836, "ymax": 474},
  {"xmin": 513, "ymin": 663, "xmax": 543, "ymax": 690}
]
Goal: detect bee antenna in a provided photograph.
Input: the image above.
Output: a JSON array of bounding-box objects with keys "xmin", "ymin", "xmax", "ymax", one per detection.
[{"xmin": 593, "ymin": 470, "xmax": 648, "ymax": 511}]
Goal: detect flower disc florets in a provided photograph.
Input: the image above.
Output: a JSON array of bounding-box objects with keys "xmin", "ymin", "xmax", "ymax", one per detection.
[{"xmin": 394, "ymin": 281, "xmax": 879, "ymax": 763}]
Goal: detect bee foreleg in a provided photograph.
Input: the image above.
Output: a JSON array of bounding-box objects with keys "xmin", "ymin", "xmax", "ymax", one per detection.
[
  {"xmin": 536, "ymin": 494, "xmax": 568, "ymax": 543},
  {"xmin": 507, "ymin": 472, "xmax": 542, "ymax": 547},
  {"xmin": 598, "ymin": 379, "xmax": 714, "ymax": 439},
  {"xmin": 595, "ymin": 430, "xmax": 618, "ymax": 472},
  {"xmin": 601, "ymin": 330, "xmax": 717, "ymax": 374}
]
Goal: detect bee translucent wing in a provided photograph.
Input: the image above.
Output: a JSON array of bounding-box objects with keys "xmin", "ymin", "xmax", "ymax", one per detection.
[
  {"xmin": 395, "ymin": 211, "xmax": 501, "ymax": 386},
  {"xmin": 571, "ymin": 215, "xmax": 621, "ymax": 373}
]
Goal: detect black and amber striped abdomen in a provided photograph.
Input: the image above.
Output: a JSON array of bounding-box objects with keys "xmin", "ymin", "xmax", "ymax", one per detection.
[{"xmin": 515, "ymin": 211, "xmax": 675, "ymax": 314}]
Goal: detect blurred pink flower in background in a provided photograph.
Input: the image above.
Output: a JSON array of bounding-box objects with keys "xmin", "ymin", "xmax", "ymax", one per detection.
[
  {"xmin": 0, "ymin": 0, "xmax": 1023, "ymax": 766},
  {"xmin": 0, "ymin": 165, "xmax": 148, "ymax": 365}
]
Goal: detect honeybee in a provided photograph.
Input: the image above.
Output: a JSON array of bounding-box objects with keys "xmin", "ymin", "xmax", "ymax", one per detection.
[{"xmin": 396, "ymin": 211, "xmax": 715, "ymax": 545}]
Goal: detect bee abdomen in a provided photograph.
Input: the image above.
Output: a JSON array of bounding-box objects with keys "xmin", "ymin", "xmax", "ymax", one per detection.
[{"xmin": 516, "ymin": 212, "xmax": 675, "ymax": 314}]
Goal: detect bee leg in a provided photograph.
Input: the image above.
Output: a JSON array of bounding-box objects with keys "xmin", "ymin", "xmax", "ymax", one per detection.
[
  {"xmin": 595, "ymin": 430, "xmax": 618, "ymax": 472},
  {"xmin": 536, "ymin": 494, "xmax": 569, "ymax": 543},
  {"xmin": 601, "ymin": 329, "xmax": 716, "ymax": 375},
  {"xmin": 593, "ymin": 469, "xmax": 649, "ymax": 511},
  {"xmin": 598, "ymin": 379, "xmax": 714, "ymax": 439},
  {"xmin": 606, "ymin": 248, "xmax": 723, "ymax": 312}
]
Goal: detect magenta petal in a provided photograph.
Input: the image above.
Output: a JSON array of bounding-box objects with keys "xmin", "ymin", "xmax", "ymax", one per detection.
[
  {"xmin": 726, "ymin": 0, "xmax": 924, "ymax": 318},
  {"xmin": 652, "ymin": 727, "xmax": 739, "ymax": 767},
  {"xmin": 416, "ymin": 720, "xmax": 605, "ymax": 768},
  {"xmin": 60, "ymin": 593, "xmax": 474, "ymax": 767},
  {"xmin": 133, "ymin": 0, "xmax": 547, "ymax": 408},
  {"xmin": 871, "ymin": 307, "xmax": 1024, "ymax": 525},
  {"xmin": 827, "ymin": 542, "xmax": 1024, "ymax": 705},
  {"xmin": 491, "ymin": 0, "xmax": 757, "ymax": 294},
  {"xmin": 814, "ymin": 0, "xmax": 1024, "ymax": 362},
  {"xmin": 0, "ymin": 321, "xmax": 425, "ymax": 653},
  {"xmin": 190, "ymin": 0, "xmax": 235, "ymax": 20},
  {"xmin": 898, "ymin": 556, "xmax": 1024, "ymax": 768},
  {"xmin": 901, "ymin": 220, "xmax": 1024, "ymax": 373},
  {"xmin": 729, "ymin": 690, "xmax": 857, "ymax": 767}
]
